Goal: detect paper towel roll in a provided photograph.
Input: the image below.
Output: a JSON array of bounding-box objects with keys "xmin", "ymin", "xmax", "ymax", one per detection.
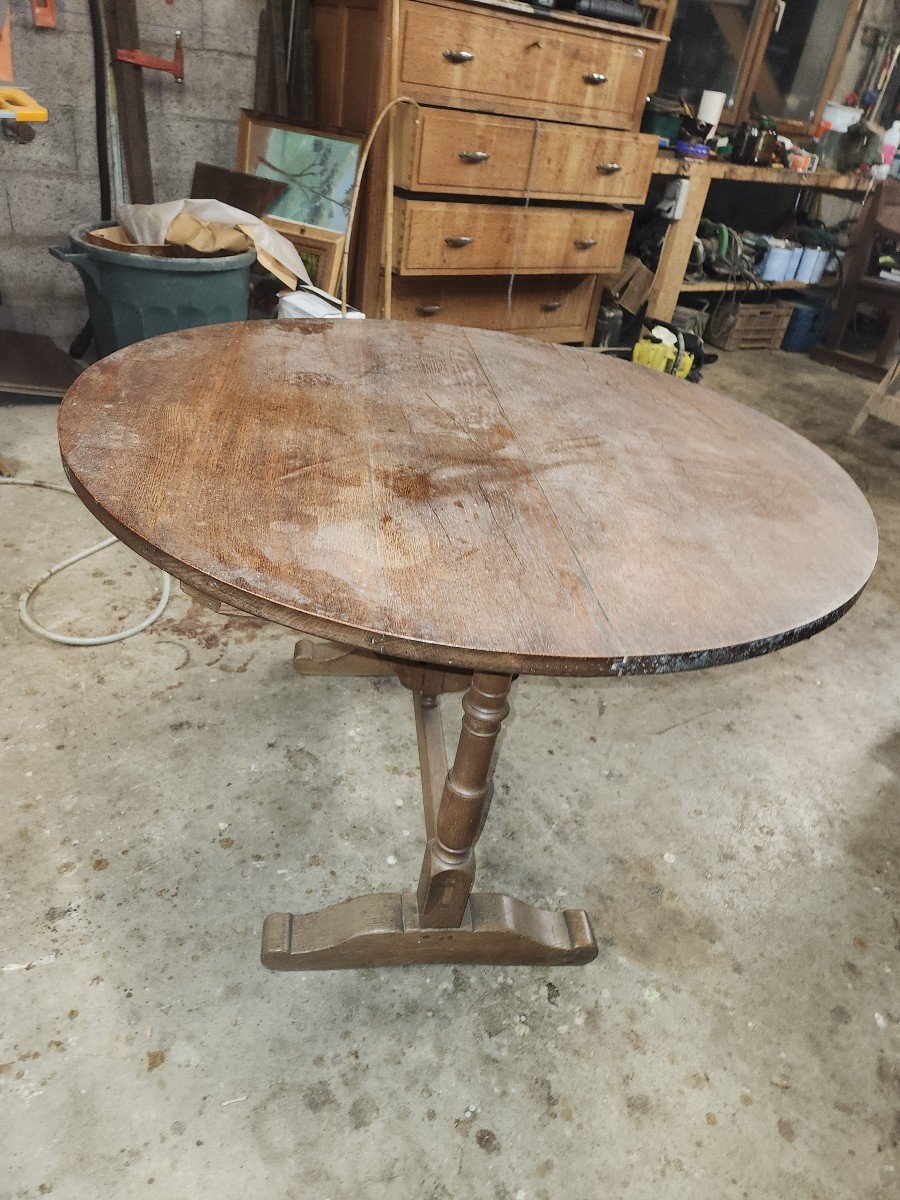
[{"xmin": 697, "ymin": 90, "xmax": 726, "ymax": 138}]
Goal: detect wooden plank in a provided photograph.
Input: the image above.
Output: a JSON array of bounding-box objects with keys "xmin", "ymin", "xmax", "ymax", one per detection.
[
  {"xmin": 811, "ymin": 346, "xmax": 891, "ymax": 383},
  {"xmin": 678, "ymin": 277, "xmax": 837, "ymax": 294},
  {"xmin": 651, "ymin": 154, "xmax": 871, "ymax": 194},
  {"xmin": 261, "ymin": 891, "xmax": 598, "ymax": 968},
  {"xmin": 190, "ymin": 162, "xmax": 287, "ymax": 215},
  {"xmin": 0, "ymin": 332, "xmax": 81, "ymax": 397},
  {"xmin": 58, "ymin": 320, "xmax": 877, "ymax": 678},
  {"xmin": 292, "ymin": 637, "xmax": 395, "ymax": 674},
  {"xmin": 267, "ymin": 0, "xmax": 289, "ymax": 118},
  {"xmin": 849, "ymin": 358, "xmax": 900, "ymax": 434},
  {"xmin": 646, "ymin": 171, "xmax": 710, "ymax": 321},
  {"xmin": 254, "ymin": 8, "xmax": 273, "ymax": 112},
  {"xmin": 101, "ymin": 0, "xmax": 153, "ymax": 203},
  {"xmin": 413, "ymin": 693, "xmax": 448, "ymax": 840}
]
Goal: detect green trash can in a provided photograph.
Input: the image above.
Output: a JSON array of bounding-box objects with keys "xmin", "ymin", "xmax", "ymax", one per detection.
[{"xmin": 50, "ymin": 222, "xmax": 256, "ymax": 358}]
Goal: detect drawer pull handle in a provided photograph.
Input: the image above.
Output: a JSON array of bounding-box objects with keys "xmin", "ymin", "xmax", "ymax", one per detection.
[
  {"xmin": 583, "ymin": 72, "xmax": 608, "ymax": 85},
  {"xmin": 459, "ymin": 150, "xmax": 490, "ymax": 164},
  {"xmin": 574, "ymin": 238, "xmax": 598, "ymax": 250},
  {"xmin": 445, "ymin": 235, "xmax": 473, "ymax": 248},
  {"xmin": 443, "ymin": 49, "xmax": 474, "ymax": 63},
  {"xmin": 541, "ymin": 300, "xmax": 563, "ymax": 312},
  {"xmin": 597, "ymin": 162, "xmax": 622, "ymax": 174},
  {"xmin": 416, "ymin": 305, "xmax": 442, "ymax": 316}
]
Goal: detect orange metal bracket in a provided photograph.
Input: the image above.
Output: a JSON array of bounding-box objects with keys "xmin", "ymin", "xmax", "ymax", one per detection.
[
  {"xmin": 0, "ymin": 6, "xmax": 13, "ymax": 80},
  {"xmin": 30, "ymin": 0, "xmax": 55, "ymax": 29},
  {"xmin": 116, "ymin": 29, "xmax": 184, "ymax": 84}
]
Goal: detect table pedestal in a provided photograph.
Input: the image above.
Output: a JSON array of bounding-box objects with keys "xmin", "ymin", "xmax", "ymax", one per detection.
[{"xmin": 262, "ymin": 667, "xmax": 598, "ymax": 970}]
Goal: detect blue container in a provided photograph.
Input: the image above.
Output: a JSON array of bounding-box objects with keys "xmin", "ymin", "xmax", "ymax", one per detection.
[
  {"xmin": 781, "ymin": 293, "xmax": 831, "ymax": 352},
  {"xmin": 761, "ymin": 245, "xmax": 794, "ymax": 281},
  {"xmin": 50, "ymin": 222, "xmax": 256, "ymax": 358}
]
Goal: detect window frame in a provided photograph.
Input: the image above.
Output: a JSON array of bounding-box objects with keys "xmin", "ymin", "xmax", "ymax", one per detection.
[{"xmin": 662, "ymin": 0, "xmax": 864, "ymax": 137}]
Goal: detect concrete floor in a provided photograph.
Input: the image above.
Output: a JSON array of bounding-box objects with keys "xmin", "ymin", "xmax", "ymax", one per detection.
[{"xmin": 1, "ymin": 349, "xmax": 898, "ymax": 1200}]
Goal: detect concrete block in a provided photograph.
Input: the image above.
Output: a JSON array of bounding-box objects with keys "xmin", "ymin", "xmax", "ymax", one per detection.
[
  {"xmin": 135, "ymin": 0, "xmax": 202, "ymax": 45},
  {"xmin": 0, "ymin": 236, "xmax": 85, "ymax": 304},
  {"xmin": 0, "ymin": 188, "xmax": 11, "ymax": 236},
  {"xmin": 0, "ymin": 296, "xmax": 88, "ymax": 342},
  {"xmin": 148, "ymin": 116, "xmax": 238, "ymax": 192},
  {"xmin": 29, "ymin": 296, "xmax": 88, "ymax": 342},
  {"xmin": 8, "ymin": 30, "xmax": 96, "ymax": 107},
  {"xmin": 5, "ymin": 174, "xmax": 97, "ymax": 237},
  {"xmin": 200, "ymin": 0, "xmax": 265, "ymax": 53},
  {"xmin": 142, "ymin": 48, "xmax": 255, "ymax": 121},
  {"xmin": 0, "ymin": 106, "xmax": 79, "ymax": 178},
  {"xmin": 0, "ymin": 303, "xmax": 37, "ymax": 334},
  {"xmin": 72, "ymin": 105, "xmax": 111, "ymax": 184}
]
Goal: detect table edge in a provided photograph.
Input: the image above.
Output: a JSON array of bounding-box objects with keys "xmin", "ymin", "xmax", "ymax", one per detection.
[{"xmin": 61, "ymin": 459, "xmax": 875, "ymax": 679}]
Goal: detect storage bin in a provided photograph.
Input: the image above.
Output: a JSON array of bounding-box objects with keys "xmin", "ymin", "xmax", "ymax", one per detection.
[
  {"xmin": 780, "ymin": 293, "xmax": 831, "ymax": 352},
  {"xmin": 796, "ymin": 246, "xmax": 826, "ymax": 284},
  {"xmin": 760, "ymin": 245, "xmax": 795, "ymax": 282},
  {"xmin": 671, "ymin": 300, "xmax": 710, "ymax": 340},
  {"xmin": 707, "ymin": 298, "xmax": 795, "ymax": 350},
  {"xmin": 50, "ymin": 222, "xmax": 256, "ymax": 358}
]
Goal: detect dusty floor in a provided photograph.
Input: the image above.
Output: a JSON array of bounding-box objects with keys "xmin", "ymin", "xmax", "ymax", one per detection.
[{"xmin": 1, "ymin": 349, "xmax": 898, "ymax": 1200}]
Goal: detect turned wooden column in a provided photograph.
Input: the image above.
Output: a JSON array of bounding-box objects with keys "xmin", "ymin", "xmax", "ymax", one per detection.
[{"xmin": 417, "ymin": 671, "xmax": 513, "ymax": 928}]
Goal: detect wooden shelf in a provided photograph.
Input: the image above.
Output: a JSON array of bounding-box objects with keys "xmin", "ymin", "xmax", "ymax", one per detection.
[
  {"xmin": 652, "ymin": 153, "xmax": 872, "ymax": 195},
  {"xmin": 678, "ymin": 277, "xmax": 837, "ymax": 294}
]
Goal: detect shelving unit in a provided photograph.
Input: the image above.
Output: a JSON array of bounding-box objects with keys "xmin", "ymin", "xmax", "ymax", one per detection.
[
  {"xmin": 678, "ymin": 277, "xmax": 837, "ymax": 294},
  {"xmin": 647, "ymin": 154, "xmax": 872, "ymax": 322}
]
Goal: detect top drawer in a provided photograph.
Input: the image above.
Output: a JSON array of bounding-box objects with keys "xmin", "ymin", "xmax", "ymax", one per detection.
[{"xmin": 398, "ymin": 0, "xmax": 663, "ymax": 129}]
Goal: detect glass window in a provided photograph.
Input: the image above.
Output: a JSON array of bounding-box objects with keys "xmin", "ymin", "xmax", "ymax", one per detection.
[
  {"xmin": 748, "ymin": 0, "xmax": 850, "ymax": 123},
  {"xmin": 657, "ymin": 0, "xmax": 763, "ymax": 110}
]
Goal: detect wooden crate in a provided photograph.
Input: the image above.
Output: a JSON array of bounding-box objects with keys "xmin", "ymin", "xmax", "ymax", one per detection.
[{"xmin": 707, "ymin": 299, "xmax": 796, "ymax": 351}]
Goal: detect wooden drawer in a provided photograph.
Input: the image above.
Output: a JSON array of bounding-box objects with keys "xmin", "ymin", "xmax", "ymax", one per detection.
[
  {"xmin": 390, "ymin": 275, "xmax": 598, "ymax": 341},
  {"xmin": 393, "ymin": 198, "xmax": 632, "ymax": 275},
  {"xmin": 397, "ymin": 106, "xmax": 658, "ymax": 204},
  {"xmin": 398, "ymin": 0, "xmax": 660, "ymax": 129}
]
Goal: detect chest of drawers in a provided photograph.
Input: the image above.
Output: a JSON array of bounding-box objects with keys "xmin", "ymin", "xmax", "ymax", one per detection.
[{"xmin": 311, "ymin": 0, "xmax": 669, "ymax": 344}]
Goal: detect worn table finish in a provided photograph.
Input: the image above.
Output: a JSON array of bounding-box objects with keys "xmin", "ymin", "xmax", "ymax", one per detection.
[{"xmin": 58, "ymin": 321, "xmax": 878, "ymax": 969}]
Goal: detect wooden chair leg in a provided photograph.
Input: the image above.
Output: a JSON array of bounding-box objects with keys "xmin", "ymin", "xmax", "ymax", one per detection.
[
  {"xmin": 875, "ymin": 310, "xmax": 900, "ymax": 369},
  {"xmin": 850, "ymin": 356, "xmax": 900, "ymax": 433}
]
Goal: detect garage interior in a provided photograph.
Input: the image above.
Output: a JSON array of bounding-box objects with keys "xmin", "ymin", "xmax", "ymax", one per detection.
[{"xmin": 2, "ymin": 2, "xmax": 899, "ymax": 1198}]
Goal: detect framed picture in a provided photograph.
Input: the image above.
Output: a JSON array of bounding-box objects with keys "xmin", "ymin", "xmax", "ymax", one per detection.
[
  {"xmin": 237, "ymin": 110, "xmax": 361, "ymax": 237},
  {"xmin": 263, "ymin": 216, "xmax": 345, "ymax": 295}
]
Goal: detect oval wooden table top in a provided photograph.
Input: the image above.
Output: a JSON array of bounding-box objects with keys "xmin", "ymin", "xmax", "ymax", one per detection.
[{"xmin": 58, "ymin": 320, "xmax": 878, "ymax": 677}]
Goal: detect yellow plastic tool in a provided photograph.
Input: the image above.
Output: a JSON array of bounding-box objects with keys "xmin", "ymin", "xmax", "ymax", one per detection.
[
  {"xmin": 632, "ymin": 335, "xmax": 694, "ymax": 379},
  {"xmin": 0, "ymin": 85, "xmax": 48, "ymax": 122}
]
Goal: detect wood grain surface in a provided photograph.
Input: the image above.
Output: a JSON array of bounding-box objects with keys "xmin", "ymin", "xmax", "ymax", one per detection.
[{"xmin": 57, "ymin": 320, "xmax": 878, "ymax": 676}]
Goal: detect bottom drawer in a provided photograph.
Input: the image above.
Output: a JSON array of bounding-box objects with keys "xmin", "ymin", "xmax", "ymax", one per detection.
[{"xmin": 389, "ymin": 275, "xmax": 598, "ymax": 343}]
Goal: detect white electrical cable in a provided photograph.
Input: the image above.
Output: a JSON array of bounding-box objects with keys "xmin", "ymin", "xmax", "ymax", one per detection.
[{"xmin": 0, "ymin": 477, "xmax": 171, "ymax": 645}]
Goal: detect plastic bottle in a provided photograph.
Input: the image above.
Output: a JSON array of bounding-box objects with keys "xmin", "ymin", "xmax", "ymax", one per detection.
[{"xmin": 882, "ymin": 119, "xmax": 900, "ymax": 165}]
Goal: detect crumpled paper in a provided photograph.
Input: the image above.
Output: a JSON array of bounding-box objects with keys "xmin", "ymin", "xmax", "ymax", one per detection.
[{"xmin": 117, "ymin": 198, "xmax": 311, "ymax": 288}]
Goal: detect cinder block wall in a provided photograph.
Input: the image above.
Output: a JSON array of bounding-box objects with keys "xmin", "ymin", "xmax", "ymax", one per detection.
[{"xmin": 0, "ymin": 0, "xmax": 262, "ymax": 341}]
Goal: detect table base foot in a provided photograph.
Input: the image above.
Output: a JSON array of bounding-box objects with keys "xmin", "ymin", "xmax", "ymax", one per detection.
[{"xmin": 261, "ymin": 892, "xmax": 598, "ymax": 970}]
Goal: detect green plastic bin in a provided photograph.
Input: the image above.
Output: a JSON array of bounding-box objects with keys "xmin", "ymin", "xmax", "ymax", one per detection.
[{"xmin": 50, "ymin": 222, "xmax": 256, "ymax": 358}]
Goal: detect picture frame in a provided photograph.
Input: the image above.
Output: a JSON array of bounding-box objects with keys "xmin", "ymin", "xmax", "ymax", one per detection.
[
  {"xmin": 236, "ymin": 109, "xmax": 361, "ymax": 237},
  {"xmin": 262, "ymin": 215, "xmax": 345, "ymax": 296}
]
